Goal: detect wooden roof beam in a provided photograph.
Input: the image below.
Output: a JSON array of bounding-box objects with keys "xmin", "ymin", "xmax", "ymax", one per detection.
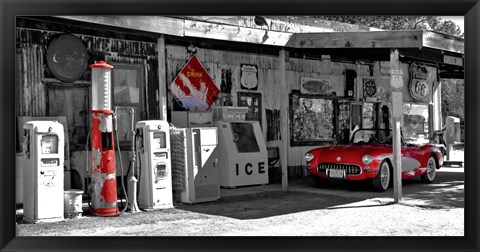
[
  {"xmin": 423, "ymin": 31, "xmax": 464, "ymax": 54},
  {"xmin": 55, "ymin": 15, "xmax": 294, "ymax": 46},
  {"xmin": 287, "ymin": 30, "xmax": 464, "ymax": 55},
  {"xmin": 287, "ymin": 31, "xmax": 424, "ymax": 49},
  {"xmin": 55, "ymin": 16, "xmax": 464, "ymax": 55},
  {"xmin": 55, "ymin": 16, "xmax": 185, "ymax": 37}
]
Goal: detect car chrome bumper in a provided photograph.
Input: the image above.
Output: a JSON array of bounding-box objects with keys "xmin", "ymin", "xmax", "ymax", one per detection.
[{"xmin": 317, "ymin": 163, "xmax": 362, "ymax": 176}]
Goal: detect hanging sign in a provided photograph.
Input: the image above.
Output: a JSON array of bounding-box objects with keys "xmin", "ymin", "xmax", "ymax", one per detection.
[
  {"xmin": 240, "ymin": 64, "xmax": 258, "ymax": 90},
  {"xmin": 300, "ymin": 77, "xmax": 333, "ymax": 95},
  {"xmin": 170, "ymin": 55, "xmax": 220, "ymax": 111},
  {"xmin": 363, "ymin": 78, "xmax": 377, "ymax": 98},
  {"xmin": 408, "ymin": 63, "xmax": 430, "ymax": 102},
  {"xmin": 391, "ymin": 92, "xmax": 403, "ymax": 118},
  {"xmin": 443, "ymin": 55, "xmax": 463, "ymax": 67},
  {"xmin": 46, "ymin": 34, "xmax": 88, "ymax": 83},
  {"xmin": 390, "ymin": 69, "xmax": 404, "ymax": 92}
]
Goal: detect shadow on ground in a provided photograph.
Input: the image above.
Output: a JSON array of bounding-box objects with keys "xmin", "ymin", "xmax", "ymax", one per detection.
[
  {"xmin": 402, "ymin": 178, "xmax": 464, "ymax": 208},
  {"xmin": 176, "ymin": 190, "xmax": 363, "ymax": 220},
  {"xmin": 178, "ymin": 170, "xmax": 464, "ymax": 219},
  {"xmin": 177, "ymin": 177, "xmax": 393, "ymax": 220}
]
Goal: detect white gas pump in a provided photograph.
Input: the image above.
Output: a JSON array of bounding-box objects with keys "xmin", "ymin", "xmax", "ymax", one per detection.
[
  {"xmin": 136, "ymin": 120, "xmax": 173, "ymax": 209},
  {"xmin": 170, "ymin": 127, "xmax": 220, "ymax": 203},
  {"xmin": 22, "ymin": 121, "xmax": 64, "ymax": 223}
]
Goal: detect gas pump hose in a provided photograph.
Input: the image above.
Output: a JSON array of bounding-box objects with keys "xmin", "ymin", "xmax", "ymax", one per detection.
[{"xmin": 113, "ymin": 118, "xmax": 129, "ymax": 215}]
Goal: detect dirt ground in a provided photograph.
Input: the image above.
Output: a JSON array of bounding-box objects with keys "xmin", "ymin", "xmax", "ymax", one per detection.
[{"xmin": 16, "ymin": 189, "xmax": 463, "ymax": 236}]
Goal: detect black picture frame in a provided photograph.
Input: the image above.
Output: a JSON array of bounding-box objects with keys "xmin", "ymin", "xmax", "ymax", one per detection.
[
  {"xmin": 1, "ymin": 1, "xmax": 478, "ymax": 252},
  {"xmin": 237, "ymin": 91, "xmax": 262, "ymax": 122},
  {"xmin": 290, "ymin": 91, "xmax": 338, "ymax": 146}
]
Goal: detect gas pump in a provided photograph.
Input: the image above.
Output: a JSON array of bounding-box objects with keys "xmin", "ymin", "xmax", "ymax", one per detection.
[
  {"xmin": 136, "ymin": 120, "xmax": 173, "ymax": 209},
  {"xmin": 23, "ymin": 121, "xmax": 64, "ymax": 223},
  {"xmin": 87, "ymin": 61, "xmax": 124, "ymax": 216},
  {"xmin": 170, "ymin": 125, "xmax": 220, "ymax": 204}
]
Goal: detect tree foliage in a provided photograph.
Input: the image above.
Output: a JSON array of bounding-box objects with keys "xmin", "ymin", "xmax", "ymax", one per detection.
[
  {"xmin": 441, "ymin": 79, "xmax": 464, "ymax": 122},
  {"xmin": 316, "ymin": 16, "xmax": 463, "ymax": 38}
]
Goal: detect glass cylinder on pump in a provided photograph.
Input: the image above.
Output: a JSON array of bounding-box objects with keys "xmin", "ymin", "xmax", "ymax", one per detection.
[
  {"xmin": 89, "ymin": 61, "xmax": 119, "ymax": 216},
  {"xmin": 91, "ymin": 61, "xmax": 112, "ymax": 110}
]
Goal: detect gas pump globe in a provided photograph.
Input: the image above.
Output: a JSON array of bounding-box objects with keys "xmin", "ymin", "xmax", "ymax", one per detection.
[{"xmin": 88, "ymin": 61, "xmax": 119, "ymax": 216}]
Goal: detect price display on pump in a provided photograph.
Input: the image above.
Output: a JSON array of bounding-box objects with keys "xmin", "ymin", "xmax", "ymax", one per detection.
[{"xmin": 41, "ymin": 135, "xmax": 59, "ymax": 154}]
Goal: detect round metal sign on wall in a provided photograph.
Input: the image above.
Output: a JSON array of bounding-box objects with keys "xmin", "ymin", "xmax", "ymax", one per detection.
[{"xmin": 46, "ymin": 34, "xmax": 88, "ymax": 83}]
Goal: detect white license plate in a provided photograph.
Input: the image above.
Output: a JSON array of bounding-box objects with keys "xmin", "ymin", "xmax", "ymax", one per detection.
[{"xmin": 328, "ymin": 169, "xmax": 345, "ymax": 179}]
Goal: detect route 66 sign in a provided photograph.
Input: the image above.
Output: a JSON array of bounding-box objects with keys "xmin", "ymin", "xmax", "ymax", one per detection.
[
  {"xmin": 408, "ymin": 63, "xmax": 430, "ymax": 102},
  {"xmin": 240, "ymin": 64, "xmax": 258, "ymax": 90}
]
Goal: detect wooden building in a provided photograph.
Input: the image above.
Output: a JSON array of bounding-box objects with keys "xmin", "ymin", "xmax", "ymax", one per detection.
[{"xmin": 15, "ymin": 16, "xmax": 464, "ymax": 195}]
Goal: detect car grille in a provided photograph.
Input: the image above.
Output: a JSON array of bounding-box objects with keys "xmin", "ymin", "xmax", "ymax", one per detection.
[{"xmin": 317, "ymin": 163, "xmax": 362, "ymax": 175}]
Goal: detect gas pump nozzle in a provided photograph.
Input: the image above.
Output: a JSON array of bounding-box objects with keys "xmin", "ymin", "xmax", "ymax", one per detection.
[{"xmin": 127, "ymin": 108, "xmax": 141, "ymax": 213}]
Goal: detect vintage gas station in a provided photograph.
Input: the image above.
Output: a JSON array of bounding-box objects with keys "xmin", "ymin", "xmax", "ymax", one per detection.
[{"xmin": 14, "ymin": 16, "xmax": 464, "ymax": 222}]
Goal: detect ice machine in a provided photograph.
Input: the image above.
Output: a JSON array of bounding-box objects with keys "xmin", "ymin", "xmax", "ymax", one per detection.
[{"xmin": 212, "ymin": 106, "xmax": 268, "ymax": 187}]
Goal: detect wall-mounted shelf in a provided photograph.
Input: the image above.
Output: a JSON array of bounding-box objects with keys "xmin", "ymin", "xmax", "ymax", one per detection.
[{"xmin": 43, "ymin": 78, "xmax": 91, "ymax": 87}]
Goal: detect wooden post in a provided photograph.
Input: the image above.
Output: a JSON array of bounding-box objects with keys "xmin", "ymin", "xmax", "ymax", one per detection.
[
  {"xmin": 157, "ymin": 35, "xmax": 167, "ymax": 121},
  {"xmin": 390, "ymin": 49, "xmax": 403, "ymax": 203},
  {"xmin": 445, "ymin": 116, "xmax": 455, "ymax": 161},
  {"xmin": 392, "ymin": 117, "xmax": 402, "ymax": 203},
  {"xmin": 433, "ymin": 82, "xmax": 442, "ymax": 132},
  {"xmin": 279, "ymin": 48, "xmax": 288, "ymax": 191}
]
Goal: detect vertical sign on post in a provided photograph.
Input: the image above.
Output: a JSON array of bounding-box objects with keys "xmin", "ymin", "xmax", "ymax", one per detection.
[
  {"xmin": 390, "ymin": 49, "xmax": 403, "ymax": 203},
  {"xmin": 158, "ymin": 35, "xmax": 167, "ymax": 120},
  {"xmin": 445, "ymin": 116, "xmax": 456, "ymax": 160},
  {"xmin": 279, "ymin": 49, "xmax": 288, "ymax": 191}
]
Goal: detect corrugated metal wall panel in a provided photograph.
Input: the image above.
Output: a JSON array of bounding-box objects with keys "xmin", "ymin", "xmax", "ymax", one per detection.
[{"xmin": 16, "ymin": 45, "xmax": 46, "ymax": 117}]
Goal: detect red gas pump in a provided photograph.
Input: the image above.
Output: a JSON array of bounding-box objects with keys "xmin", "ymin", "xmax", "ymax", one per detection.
[{"xmin": 88, "ymin": 61, "xmax": 119, "ymax": 216}]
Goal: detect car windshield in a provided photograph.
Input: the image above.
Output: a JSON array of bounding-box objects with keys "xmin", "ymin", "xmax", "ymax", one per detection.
[{"xmin": 351, "ymin": 129, "xmax": 392, "ymax": 145}]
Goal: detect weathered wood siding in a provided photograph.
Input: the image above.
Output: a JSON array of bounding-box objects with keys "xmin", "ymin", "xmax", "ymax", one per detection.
[
  {"xmin": 165, "ymin": 45, "xmax": 439, "ymax": 169},
  {"xmin": 16, "ymin": 25, "xmax": 439, "ymax": 169},
  {"xmin": 165, "ymin": 45, "xmax": 280, "ymax": 137},
  {"xmin": 166, "ymin": 45, "xmax": 356, "ymax": 167},
  {"xmin": 285, "ymin": 61, "xmax": 377, "ymax": 167},
  {"xmin": 16, "ymin": 27, "xmax": 160, "ymax": 151},
  {"xmin": 16, "ymin": 45, "xmax": 47, "ymax": 117}
]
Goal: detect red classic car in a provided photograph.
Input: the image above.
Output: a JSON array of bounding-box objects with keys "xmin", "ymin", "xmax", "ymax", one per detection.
[{"xmin": 304, "ymin": 129, "xmax": 444, "ymax": 192}]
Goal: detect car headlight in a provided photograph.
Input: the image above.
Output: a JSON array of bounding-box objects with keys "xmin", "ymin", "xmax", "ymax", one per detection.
[
  {"xmin": 362, "ymin": 154, "xmax": 372, "ymax": 165},
  {"xmin": 305, "ymin": 152, "xmax": 314, "ymax": 162}
]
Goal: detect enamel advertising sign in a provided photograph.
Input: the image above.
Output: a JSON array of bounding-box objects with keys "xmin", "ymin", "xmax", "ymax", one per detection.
[
  {"xmin": 408, "ymin": 63, "xmax": 430, "ymax": 103},
  {"xmin": 170, "ymin": 55, "xmax": 220, "ymax": 111},
  {"xmin": 240, "ymin": 64, "xmax": 258, "ymax": 90}
]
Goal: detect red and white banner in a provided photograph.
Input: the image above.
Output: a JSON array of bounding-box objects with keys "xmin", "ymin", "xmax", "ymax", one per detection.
[{"xmin": 170, "ymin": 55, "xmax": 220, "ymax": 111}]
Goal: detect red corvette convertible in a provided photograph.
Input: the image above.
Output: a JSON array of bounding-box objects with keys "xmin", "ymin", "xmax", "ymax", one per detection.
[{"xmin": 304, "ymin": 129, "xmax": 444, "ymax": 192}]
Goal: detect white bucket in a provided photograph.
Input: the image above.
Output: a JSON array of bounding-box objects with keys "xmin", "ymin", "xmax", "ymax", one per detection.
[{"xmin": 64, "ymin": 189, "xmax": 83, "ymax": 218}]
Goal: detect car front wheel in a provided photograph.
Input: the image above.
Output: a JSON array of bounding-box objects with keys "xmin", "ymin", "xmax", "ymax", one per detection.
[
  {"xmin": 421, "ymin": 156, "xmax": 437, "ymax": 183},
  {"xmin": 372, "ymin": 160, "xmax": 391, "ymax": 192}
]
